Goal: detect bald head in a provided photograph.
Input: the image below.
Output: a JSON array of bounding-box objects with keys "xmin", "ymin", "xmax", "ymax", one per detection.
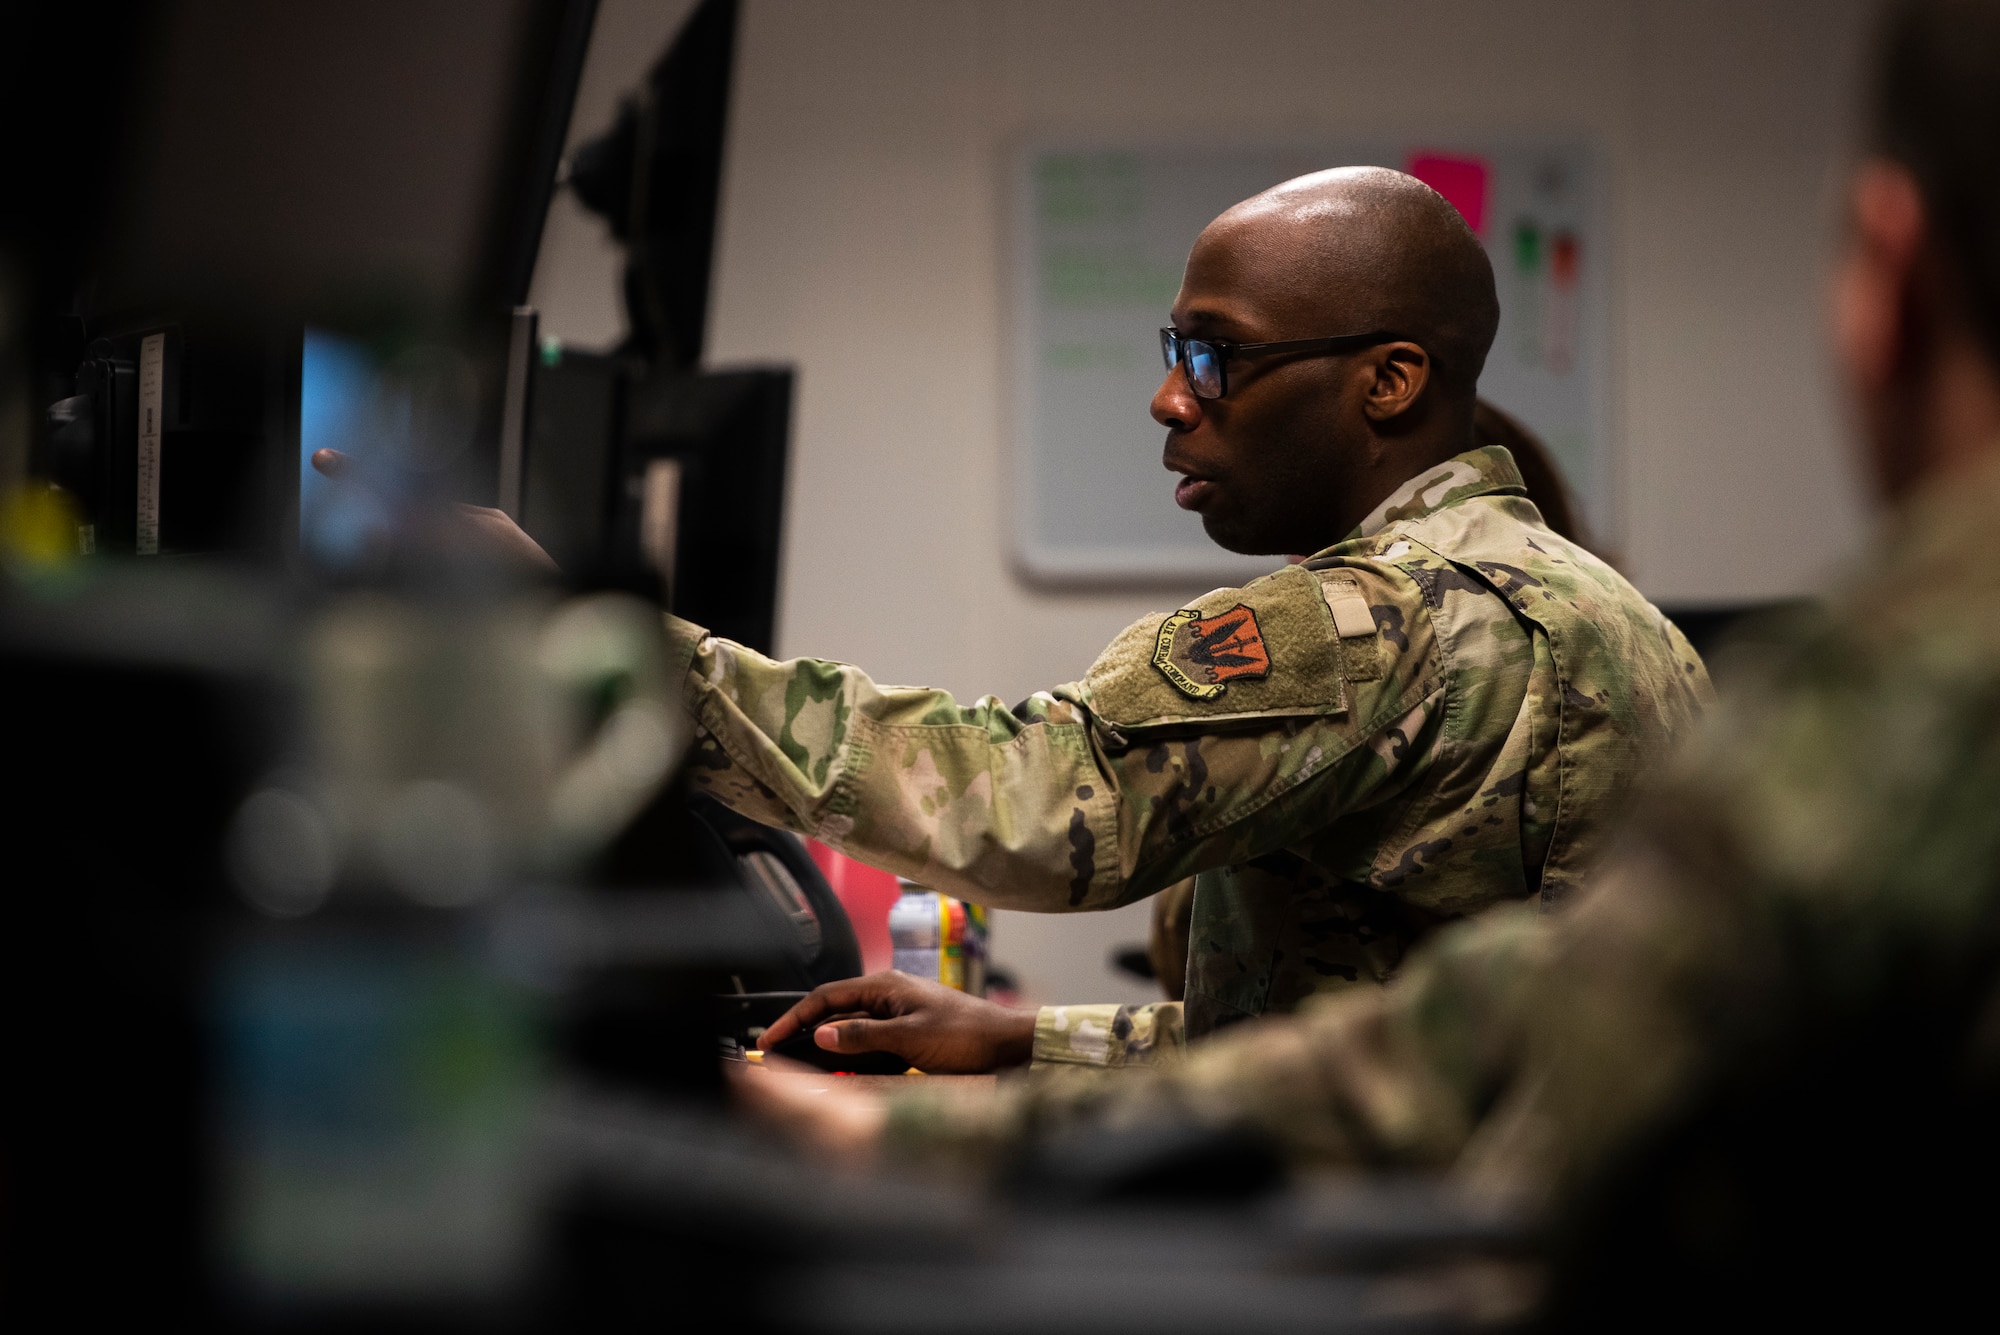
[
  {"xmin": 1204, "ymin": 166, "xmax": 1500, "ymax": 399},
  {"xmin": 1156, "ymin": 167, "xmax": 1506, "ymax": 555}
]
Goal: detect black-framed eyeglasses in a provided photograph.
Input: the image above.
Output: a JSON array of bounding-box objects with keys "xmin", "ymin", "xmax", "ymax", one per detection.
[{"xmin": 1159, "ymin": 327, "xmax": 1405, "ymax": 400}]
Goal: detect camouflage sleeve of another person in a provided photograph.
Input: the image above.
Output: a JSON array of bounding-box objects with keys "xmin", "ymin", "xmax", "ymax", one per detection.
[
  {"xmin": 1031, "ymin": 1001, "xmax": 1186, "ymax": 1068},
  {"xmin": 882, "ymin": 904, "xmax": 1555, "ymax": 1185},
  {"xmin": 882, "ymin": 611, "xmax": 1880, "ymax": 1193},
  {"xmin": 1027, "ymin": 875, "xmax": 1197, "ymax": 1069},
  {"xmin": 664, "ymin": 558, "xmax": 1441, "ymax": 915}
]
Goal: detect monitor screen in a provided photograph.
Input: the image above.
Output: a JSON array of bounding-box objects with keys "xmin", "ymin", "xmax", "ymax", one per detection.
[{"xmin": 299, "ymin": 329, "xmax": 387, "ymax": 569}]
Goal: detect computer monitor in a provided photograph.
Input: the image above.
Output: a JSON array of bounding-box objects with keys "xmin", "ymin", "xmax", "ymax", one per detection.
[
  {"xmin": 44, "ymin": 2, "xmax": 603, "ymax": 565},
  {"xmin": 44, "ymin": 321, "xmax": 288, "ymax": 560},
  {"xmin": 518, "ymin": 350, "xmax": 792, "ymax": 653},
  {"xmin": 567, "ymin": 0, "xmax": 739, "ymax": 371},
  {"xmin": 518, "ymin": 0, "xmax": 794, "ymax": 654}
]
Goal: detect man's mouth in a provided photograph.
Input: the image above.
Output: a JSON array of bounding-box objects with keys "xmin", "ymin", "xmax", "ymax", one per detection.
[
  {"xmin": 1174, "ymin": 474, "xmax": 1218, "ymax": 511},
  {"xmin": 1164, "ymin": 436, "xmax": 1220, "ymax": 512}
]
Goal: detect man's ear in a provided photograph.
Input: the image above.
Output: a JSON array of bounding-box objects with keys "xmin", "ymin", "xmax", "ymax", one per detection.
[
  {"xmin": 1361, "ymin": 343, "xmax": 1431, "ymax": 422},
  {"xmin": 1835, "ymin": 159, "xmax": 1927, "ymax": 398}
]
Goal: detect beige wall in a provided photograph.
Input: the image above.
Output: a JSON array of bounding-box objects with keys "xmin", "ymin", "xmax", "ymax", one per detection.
[{"xmin": 535, "ymin": 0, "xmax": 1880, "ymax": 1005}]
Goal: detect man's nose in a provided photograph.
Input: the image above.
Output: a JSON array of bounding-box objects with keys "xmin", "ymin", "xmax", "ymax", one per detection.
[{"xmin": 1151, "ymin": 366, "xmax": 1203, "ymax": 432}]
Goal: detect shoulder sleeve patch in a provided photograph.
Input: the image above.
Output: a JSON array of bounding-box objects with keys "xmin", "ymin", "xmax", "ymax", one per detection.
[
  {"xmin": 1152, "ymin": 603, "xmax": 1271, "ymax": 700},
  {"xmin": 1078, "ymin": 563, "xmax": 1346, "ymax": 730}
]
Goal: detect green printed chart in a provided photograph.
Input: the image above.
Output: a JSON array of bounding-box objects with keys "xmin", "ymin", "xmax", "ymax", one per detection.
[{"xmin": 1010, "ymin": 143, "xmax": 1607, "ymax": 582}]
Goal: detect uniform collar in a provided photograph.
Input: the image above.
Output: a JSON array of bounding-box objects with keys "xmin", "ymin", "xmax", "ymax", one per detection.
[{"xmin": 1343, "ymin": 444, "xmax": 1528, "ymax": 543}]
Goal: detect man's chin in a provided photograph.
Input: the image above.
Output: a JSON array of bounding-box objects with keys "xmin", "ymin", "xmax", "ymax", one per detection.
[{"xmin": 1198, "ymin": 512, "xmax": 1285, "ymax": 557}]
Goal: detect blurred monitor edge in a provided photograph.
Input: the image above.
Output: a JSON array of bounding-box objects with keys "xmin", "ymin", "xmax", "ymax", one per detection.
[{"xmin": 98, "ymin": 0, "xmax": 598, "ymax": 339}]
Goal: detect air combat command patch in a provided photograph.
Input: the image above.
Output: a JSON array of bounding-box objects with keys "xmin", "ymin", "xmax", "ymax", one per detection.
[{"xmin": 1151, "ymin": 603, "xmax": 1272, "ymax": 700}]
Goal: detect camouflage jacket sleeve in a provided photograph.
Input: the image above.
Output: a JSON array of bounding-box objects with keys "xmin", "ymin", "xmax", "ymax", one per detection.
[
  {"xmin": 665, "ymin": 557, "xmax": 1447, "ymax": 913},
  {"xmin": 1030, "ymin": 1002, "xmax": 1185, "ymax": 1068}
]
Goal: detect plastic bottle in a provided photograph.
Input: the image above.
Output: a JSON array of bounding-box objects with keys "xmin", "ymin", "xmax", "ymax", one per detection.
[
  {"xmin": 888, "ymin": 880, "xmax": 941, "ymax": 980},
  {"xmin": 938, "ymin": 896, "xmax": 967, "ymax": 991},
  {"xmin": 889, "ymin": 881, "xmax": 987, "ymax": 992},
  {"xmin": 963, "ymin": 902, "xmax": 989, "ymax": 998}
]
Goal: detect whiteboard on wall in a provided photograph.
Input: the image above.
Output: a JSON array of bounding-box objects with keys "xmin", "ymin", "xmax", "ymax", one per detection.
[{"xmin": 1009, "ymin": 142, "xmax": 1609, "ymax": 584}]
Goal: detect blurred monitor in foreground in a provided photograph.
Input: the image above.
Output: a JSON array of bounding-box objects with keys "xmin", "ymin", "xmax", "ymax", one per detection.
[
  {"xmin": 33, "ymin": 0, "xmax": 600, "ymax": 567},
  {"xmin": 100, "ymin": 0, "xmax": 596, "ymax": 334}
]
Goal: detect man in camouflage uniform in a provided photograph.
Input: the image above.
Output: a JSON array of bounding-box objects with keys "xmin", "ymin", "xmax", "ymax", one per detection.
[
  {"xmin": 691, "ymin": 167, "xmax": 1707, "ymax": 1074},
  {"xmin": 1140, "ymin": 399, "xmax": 1600, "ymax": 1009},
  {"xmin": 744, "ymin": 9, "xmax": 2000, "ymax": 1316}
]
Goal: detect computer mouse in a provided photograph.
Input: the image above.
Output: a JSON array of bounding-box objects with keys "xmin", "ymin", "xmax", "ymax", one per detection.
[
  {"xmin": 717, "ymin": 990, "xmax": 915, "ymax": 1075},
  {"xmin": 764, "ymin": 1029, "xmax": 913, "ymax": 1076}
]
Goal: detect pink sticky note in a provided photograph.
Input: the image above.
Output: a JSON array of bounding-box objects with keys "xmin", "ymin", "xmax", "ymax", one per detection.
[{"xmin": 1405, "ymin": 152, "xmax": 1490, "ymax": 237}]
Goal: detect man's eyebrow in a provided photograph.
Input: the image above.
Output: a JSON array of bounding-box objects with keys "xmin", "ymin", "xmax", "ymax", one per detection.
[{"xmin": 1170, "ymin": 307, "xmax": 1248, "ymax": 337}]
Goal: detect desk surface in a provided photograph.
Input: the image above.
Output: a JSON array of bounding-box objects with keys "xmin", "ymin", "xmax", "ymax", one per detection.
[{"xmin": 745, "ymin": 1065, "xmax": 997, "ymax": 1096}]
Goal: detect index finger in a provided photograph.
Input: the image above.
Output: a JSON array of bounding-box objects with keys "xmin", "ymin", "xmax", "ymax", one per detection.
[{"xmin": 757, "ymin": 976, "xmax": 893, "ymax": 1051}]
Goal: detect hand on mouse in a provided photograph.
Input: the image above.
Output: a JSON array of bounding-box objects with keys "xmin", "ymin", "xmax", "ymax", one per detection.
[
  {"xmin": 757, "ymin": 971, "xmax": 1036, "ymax": 1074},
  {"xmin": 309, "ymin": 447, "xmax": 559, "ymax": 573}
]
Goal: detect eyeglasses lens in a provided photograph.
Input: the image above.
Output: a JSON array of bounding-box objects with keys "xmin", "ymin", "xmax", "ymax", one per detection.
[
  {"xmin": 1185, "ymin": 341, "xmax": 1223, "ymax": 398},
  {"xmin": 1159, "ymin": 329, "xmax": 1180, "ymax": 373}
]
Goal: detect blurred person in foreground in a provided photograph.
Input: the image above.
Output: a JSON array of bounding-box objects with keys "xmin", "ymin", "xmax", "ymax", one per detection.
[
  {"xmin": 746, "ymin": 0, "xmax": 2000, "ymax": 1316},
  {"xmin": 683, "ymin": 166, "xmax": 1706, "ymax": 1075}
]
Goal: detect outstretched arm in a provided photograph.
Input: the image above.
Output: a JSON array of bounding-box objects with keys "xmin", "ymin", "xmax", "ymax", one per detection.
[
  {"xmin": 671, "ymin": 613, "xmax": 1136, "ymax": 911},
  {"xmin": 309, "ymin": 447, "xmax": 558, "ymax": 572},
  {"xmin": 666, "ymin": 572, "xmax": 1440, "ymax": 917}
]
